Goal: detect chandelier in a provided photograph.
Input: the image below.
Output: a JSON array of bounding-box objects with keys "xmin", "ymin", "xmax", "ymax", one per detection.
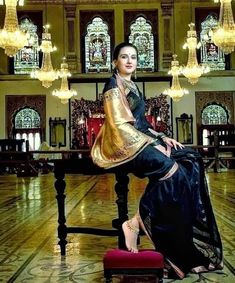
[
  {"xmin": 163, "ymin": 54, "xmax": 189, "ymax": 102},
  {"xmin": 212, "ymin": 0, "xmax": 235, "ymax": 54},
  {"xmin": 182, "ymin": 23, "xmax": 210, "ymax": 85},
  {"xmin": 0, "ymin": 0, "xmax": 29, "ymax": 57},
  {"xmin": 30, "ymin": 25, "xmax": 58, "ymax": 88},
  {"xmin": 52, "ymin": 57, "xmax": 77, "ymax": 104}
]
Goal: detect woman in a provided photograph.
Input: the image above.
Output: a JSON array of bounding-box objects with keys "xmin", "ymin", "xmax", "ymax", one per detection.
[{"xmin": 91, "ymin": 42, "xmax": 223, "ymax": 279}]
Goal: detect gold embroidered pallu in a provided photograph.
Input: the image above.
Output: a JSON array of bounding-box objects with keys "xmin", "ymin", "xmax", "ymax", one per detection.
[{"xmin": 91, "ymin": 76, "xmax": 153, "ymax": 169}]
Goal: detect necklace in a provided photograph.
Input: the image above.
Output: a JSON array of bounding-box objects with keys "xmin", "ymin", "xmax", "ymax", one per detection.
[{"xmin": 117, "ymin": 74, "xmax": 139, "ymax": 97}]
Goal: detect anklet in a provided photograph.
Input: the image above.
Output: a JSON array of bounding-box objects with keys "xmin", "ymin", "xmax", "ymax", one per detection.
[{"xmin": 126, "ymin": 220, "xmax": 139, "ymax": 235}]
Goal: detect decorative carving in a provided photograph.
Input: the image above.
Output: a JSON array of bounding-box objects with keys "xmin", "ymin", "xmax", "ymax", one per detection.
[
  {"xmin": 145, "ymin": 94, "xmax": 172, "ymax": 137},
  {"xmin": 161, "ymin": 0, "xmax": 174, "ymax": 17},
  {"xmin": 70, "ymin": 94, "xmax": 172, "ymax": 149},
  {"xmin": 30, "ymin": 1, "xmax": 158, "ymax": 4},
  {"xmin": 162, "ymin": 51, "xmax": 173, "ymax": 69},
  {"xmin": 70, "ymin": 98, "xmax": 104, "ymax": 148},
  {"xmin": 67, "ymin": 55, "xmax": 77, "ymax": 72},
  {"xmin": 65, "ymin": 5, "xmax": 76, "ymax": 18}
]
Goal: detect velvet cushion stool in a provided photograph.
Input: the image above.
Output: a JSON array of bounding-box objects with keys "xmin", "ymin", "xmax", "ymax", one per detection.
[{"xmin": 103, "ymin": 249, "xmax": 164, "ymax": 283}]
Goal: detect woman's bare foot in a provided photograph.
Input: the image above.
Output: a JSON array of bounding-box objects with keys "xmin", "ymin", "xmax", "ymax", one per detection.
[
  {"xmin": 122, "ymin": 216, "xmax": 139, "ymax": 253},
  {"xmin": 208, "ymin": 262, "xmax": 224, "ymax": 271}
]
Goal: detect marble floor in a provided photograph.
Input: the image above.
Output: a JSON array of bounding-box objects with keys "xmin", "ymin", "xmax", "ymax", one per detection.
[{"xmin": 0, "ymin": 170, "xmax": 234, "ymax": 283}]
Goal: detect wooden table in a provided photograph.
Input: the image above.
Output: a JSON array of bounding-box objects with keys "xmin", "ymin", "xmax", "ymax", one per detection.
[{"xmin": 53, "ymin": 157, "xmax": 130, "ymax": 255}]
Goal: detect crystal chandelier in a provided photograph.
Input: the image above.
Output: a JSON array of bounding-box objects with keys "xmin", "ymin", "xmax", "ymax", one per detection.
[
  {"xmin": 163, "ymin": 55, "xmax": 189, "ymax": 102},
  {"xmin": 0, "ymin": 0, "xmax": 29, "ymax": 57},
  {"xmin": 212, "ymin": 0, "xmax": 235, "ymax": 54},
  {"xmin": 30, "ymin": 25, "xmax": 58, "ymax": 88},
  {"xmin": 52, "ymin": 58, "xmax": 77, "ymax": 104},
  {"xmin": 182, "ymin": 23, "xmax": 210, "ymax": 85}
]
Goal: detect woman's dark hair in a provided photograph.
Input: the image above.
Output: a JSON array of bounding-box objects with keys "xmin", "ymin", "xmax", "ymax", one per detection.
[{"xmin": 113, "ymin": 42, "xmax": 138, "ymax": 61}]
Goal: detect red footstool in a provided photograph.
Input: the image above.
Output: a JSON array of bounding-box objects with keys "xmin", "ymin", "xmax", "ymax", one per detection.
[{"xmin": 103, "ymin": 249, "xmax": 164, "ymax": 283}]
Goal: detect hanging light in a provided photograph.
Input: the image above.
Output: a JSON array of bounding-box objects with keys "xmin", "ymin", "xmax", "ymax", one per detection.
[
  {"xmin": 52, "ymin": 57, "xmax": 77, "ymax": 104},
  {"xmin": 182, "ymin": 23, "xmax": 210, "ymax": 85},
  {"xmin": 0, "ymin": 0, "xmax": 29, "ymax": 57},
  {"xmin": 212, "ymin": 0, "xmax": 235, "ymax": 54},
  {"xmin": 163, "ymin": 54, "xmax": 189, "ymax": 102},
  {"xmin": 30, "ymin": 25, "xmax": 58, "ymax": 88}
]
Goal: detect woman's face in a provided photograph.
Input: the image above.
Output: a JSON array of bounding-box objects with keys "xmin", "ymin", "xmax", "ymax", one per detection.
[{"xmin": 113, "ymin": 46, "xmax": 138, "ymax": 78}]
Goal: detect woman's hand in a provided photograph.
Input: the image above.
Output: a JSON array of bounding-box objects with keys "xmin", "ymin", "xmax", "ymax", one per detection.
[{"xmin": 162, "ymin": 137, "xmax": 184, "ymax": 150}]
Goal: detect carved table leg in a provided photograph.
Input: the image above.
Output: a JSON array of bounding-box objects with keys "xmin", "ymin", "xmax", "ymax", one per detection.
[{"xmin": 54, "ymin": 163, "xmax": 67, "ymax": 256}]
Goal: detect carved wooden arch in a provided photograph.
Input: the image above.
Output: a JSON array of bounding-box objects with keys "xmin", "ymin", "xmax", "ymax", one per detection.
[{"xmin": 5, "ymin": 95, "xmax": 46, "ymax": 140}]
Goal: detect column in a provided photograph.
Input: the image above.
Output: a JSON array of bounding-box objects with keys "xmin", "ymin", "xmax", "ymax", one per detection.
[
  {"xmin": 65, "ymin": 5, "xmax": 79, "ymax": 73},
  {"xmin": 161, "ymin": 0, "xmax": 174, "ymax": 69}
]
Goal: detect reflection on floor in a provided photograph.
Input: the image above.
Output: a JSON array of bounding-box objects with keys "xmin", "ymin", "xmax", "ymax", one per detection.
[{"xmin": 0, "ymin": 170, "xmax": 234, "ymax": 282}]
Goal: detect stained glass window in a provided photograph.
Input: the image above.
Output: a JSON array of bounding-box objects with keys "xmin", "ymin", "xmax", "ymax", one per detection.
[
  {"xmin": 14, "ymin": 18, "xmax": 40, "ymax": 74},
  {"xmin": 15, "ymin": 108, "xmax": 40, "ymax": 129},
  {"xmin": 201, "ymin": 104, "xmax": 228, "ymax": 125},
  {"xmin": 129, "ymin": 17, "xmax": 155, "ymax": 72},
  {"xmin": 85, "ymin": 17, "xmax": 111, "ymax": 73},
  {"xmin": 200, "ymin": 14, "xmax": 225, "ymax": 71}
]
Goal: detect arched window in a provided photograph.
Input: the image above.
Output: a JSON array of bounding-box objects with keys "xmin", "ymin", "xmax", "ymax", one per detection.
[
  {"xmin": 201, "ymin": 103, "xmax": 228, "ymax": 125},
  {"xmin": 85, "ymin": 17, "xmax": 111, "ymax": 73},
  {"xmin": 129, "ymin": 16, "xmax": 155, "ymax": 72},
  {"xmin": 14, "ymin": 18, "xmax": 40, "ymax": 74},
  {"xmin": 14, "ymin": 108, "xmax": 41, "ymax": 150},
  {"xmin": 200, "ymin": 14, "xmax": 225, "ymax": 71}
]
